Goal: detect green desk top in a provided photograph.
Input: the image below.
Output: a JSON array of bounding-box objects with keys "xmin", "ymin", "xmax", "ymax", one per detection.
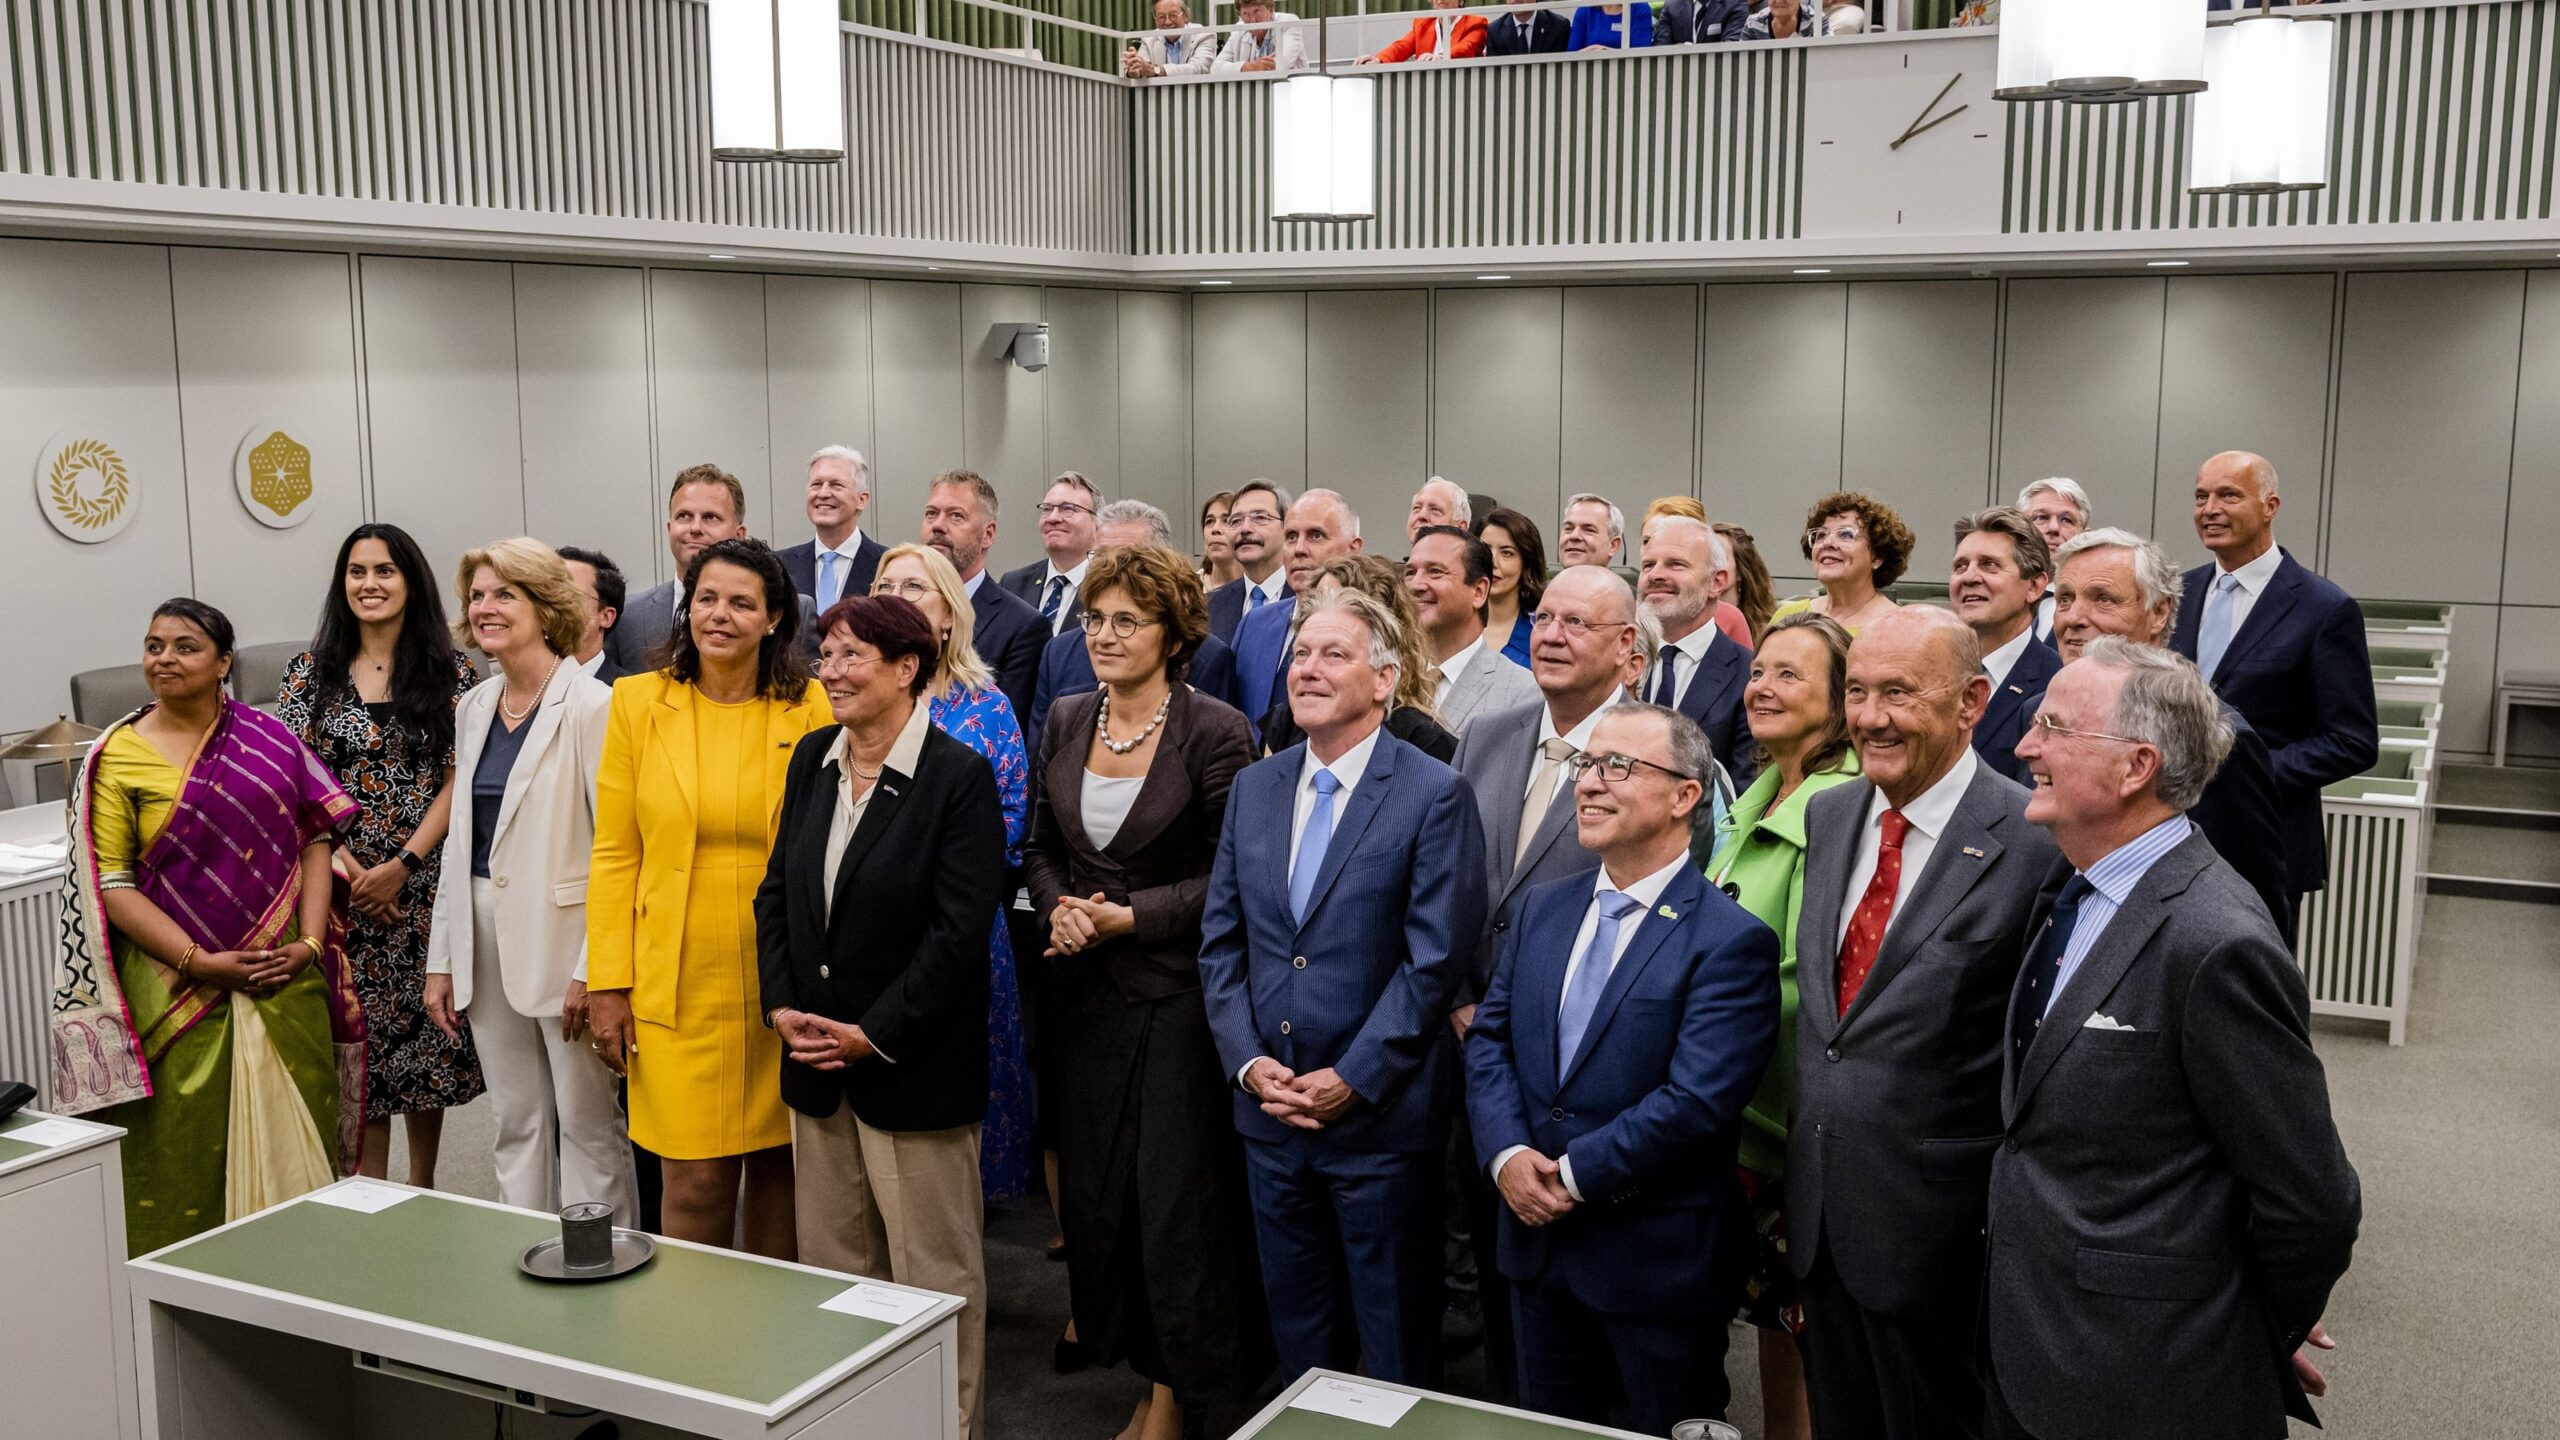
[
  {"xmin": 1251, "ymin": 1383, "xmax": 1641, "ymax": 1440},
  {"xmin": 146, "ymin": 1188, "xmax": 901, "ymax": 1407},
  {"xmin": 0, "ymin": 1111, "xmax": 114, "ymax": 1173}
]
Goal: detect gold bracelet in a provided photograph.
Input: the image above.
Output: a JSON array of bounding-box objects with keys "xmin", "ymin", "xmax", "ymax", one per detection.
[{"xmin": 178, "ymin": 943, "xmax": 199, "ymax": 979}]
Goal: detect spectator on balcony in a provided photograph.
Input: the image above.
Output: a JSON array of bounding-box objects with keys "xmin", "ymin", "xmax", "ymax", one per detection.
[
  {"xmin": 1568, "ymin": 1, "xmax": 1653, "ymax": 49},
  {"xmin": 1487, "ymin": 4, "xmax": 1570, "ymax": 54},
  {"xmin": 1215, "ymin": 0, "xmax": 1309, "ymax": 72},
  {"xmin": 1660, "ymin": 0, "xmax": 1748, "ymax": 44},
  {"xmin": 1362, "ymin": 0, "xmax": 1489, "ymax": 64},
  {"xmin": 1822, "ymin": 2, "xmax": 1868, "ymax": 33},
  {"xmin": 1124, "ymin": 0, "xmax": 1217, "ymax": 78},
  {"xmin": 1740, "ymin": 0, "xmax": 1825, "ymax": 38}
]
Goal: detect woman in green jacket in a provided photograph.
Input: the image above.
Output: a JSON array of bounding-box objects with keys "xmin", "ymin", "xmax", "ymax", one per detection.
[{"xmin": 1701, "ymin": 611, "xmax": 1860, "ymax": 1440}]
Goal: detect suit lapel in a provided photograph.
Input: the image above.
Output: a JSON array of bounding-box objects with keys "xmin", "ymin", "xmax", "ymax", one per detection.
[
  {"xmin": 1505, "ymin": 780, "xmax": 1582, "ymax": 906},
  {"xmin": 2010, "ymin": 838, "xmax": 2209, "ymax": 1115},
  {"xmin": 2209, "ymin": 551, "xmax": 2305, "ymax": 684},
  {"xmin": 1516, "ymin": 879, "xmax": 1580, "ymax": 1094},
  {"xmin": 488, "ymin": 664, "xmax": 574, "ymax": 852},
  {"xmin": 1294, "ymin": 735, "xmax": 1398, "ymax": 932},
  {"xmin": 1559, "ymin": 869, "xmax": 1703, "ymax": 1091},
  {"xmin": 791, "ymin": 735, "xmax": 836, "ymax": 945},
  {"xmin": 830, "ymin": 750, "xmax": 911, "ymax": 925},
  {"xmin": 1479, "ymin": 712, "xmax": 1538, "ymax": 871},
  {"xmin": 1840, "ymin": 771, "xmax": 2006, "ymax": 1033},
  {"xmin": 765, "ymin": 691, "xmax": 818, "ymax": 837},
  {"xmin": 1794, "ymin": 781, "xmax": 1868, "ymax": 1043},
  {"xmin": 651, "ymin": 680, "xmax": 700, "ymax": 822},
  {"xmin": 1098, "ymin": 687, "xmax": 1194, "ymax": 859}
]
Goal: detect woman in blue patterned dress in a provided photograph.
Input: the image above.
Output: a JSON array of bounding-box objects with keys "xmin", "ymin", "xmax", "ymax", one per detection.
[{"xmin": 869, "ymin": 543, "xmax": 1035, "ymax": 1202}]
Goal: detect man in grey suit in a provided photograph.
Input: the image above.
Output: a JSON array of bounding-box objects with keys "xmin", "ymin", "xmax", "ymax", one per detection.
[
  {"xmin": 1443, "ymin": 564, "xmax": 1647, "ymax": 1394},
  {"xmin": 605, "ymin": 463, "xmax": 814, "ymax": 673},
  {"xmin": 1788, "ymin": 605, "xmax": 2061, "ymax": 1440},
  {"xmin": 1994, "ymin": 640, "xmax": 2358, "ymax": 1440},
  {"xmin": 1408, "ymin": 525, "xmax": 1537, "ymax": 737}
]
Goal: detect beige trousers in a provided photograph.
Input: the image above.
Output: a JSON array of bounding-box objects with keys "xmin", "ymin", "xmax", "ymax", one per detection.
[{"xmin": 791, "ymin": 1107, "xmax": 985, "ymax": 1439}]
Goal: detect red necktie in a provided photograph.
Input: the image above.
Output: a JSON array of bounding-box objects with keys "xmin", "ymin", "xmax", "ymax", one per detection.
[{"xmin": 1837, "ymin": 809, "xmax": 1910, "ymax": 1016}]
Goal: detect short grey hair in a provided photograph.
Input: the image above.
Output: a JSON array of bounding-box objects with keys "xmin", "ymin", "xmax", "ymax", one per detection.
[
  {"xmin": 1298, "ymin": 486, "xmax": 1362, "ymax": 540},
  {"xmin": 2080, "ymin": 637, "xmax": 2233, "ymax": 811},
  {"xmin": 2055, "ymin": 526, "xmax": 2185, "ymax": 612},
  {"xmin": 808, "ymin": 445, "xmax": 870, "ymax": 488},
  {"xmin": 2017, "ymin": 476, "xmax": 2092, "ymax": 523},
  {"xmin": 1710, "ymin": 530, "xmax": 1733, "ymax": 573},
  {"xmin": 1049, "ymin": 471, "xmax": 1103, "ymax": 508},
  {"xmin": 1954, "ymin": 506, "xmax": 2054, "ymax": 584},
  {"xmin": 1417, "ymin": 477, "xmax": 1472, "ymax": 526},
  {"xmin": 1565, "ymin": 492, "xmax": 1626, "ymax": 542},
  {"xmin": 1606, "ymin": 701, "xmax": 1717, "ymax": 790},
  {"xmin": 1094, "ymin": 498, "xmax": 1174, "ymax": 546},
  {"xmin": 1294, "ymin": 586, "xmax": 1403, "ymax": 675},
  {"xmin": 1630, "ymin": 600, "xmax": 1664, "ymax": 677}
]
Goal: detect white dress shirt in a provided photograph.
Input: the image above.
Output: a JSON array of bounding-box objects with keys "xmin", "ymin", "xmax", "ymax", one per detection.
[
  {"xmin": 1241, "ymin": 722, "xmax": 1385, "ymax": 1090},
  {"xmin": 2032, "ymin": 592, "xmax": 2058, "ymax": 643},
  {"xmin": 2208, "ymin": 543, "xmax": 2285, "ymax": 638},
  {"xmin": 1490, "ymin": 851, "xmax": 1691, "ymax": 1201},
  {"xmin": 1242, "ymin": 568, "xmax": 1288, "ymax": 614},
  {"xmin": 1532, "ymin": 695, "xmax": 1620, "ymax": 803},
  {"xmin": 817, "ymin": 698, "xmax": 932, "ymax": 1061},
  {"xmin": 575, "ymin": 650, "xmax": 608, "ymax": 679},
  {"xmin": 811, "ymin": 529, "xmax": 869, "ymax": 609},
  {"xmin": 1980, "ymin": 624, "xmax": 2035, "ymax": 690},
  {"xmin": 1035, "ymin": 557, "xmax": 1090, "ymax": 634},
  {"xmin": 2040, "ymin": 814, "xmax": 2193, "ymax": 1018},
  {"xmin": 1649, "ymin": 622, "xmax": 1719, "ymax": 708},
  {"xmin": 1433, "ymin": 633, "xmax": 1486, "ymax": 712},
  {"xmin": 962, "ymin": 569, "xmax": 988, "ymax": 600},
  {"xmin": 1834, "ymin": 747, "xmax": 1980, "ymax": 952}
]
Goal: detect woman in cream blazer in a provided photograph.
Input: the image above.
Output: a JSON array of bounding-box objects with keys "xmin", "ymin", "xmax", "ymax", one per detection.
[{"xmin": 424, "ymin": 538, "xmax": 636, "ymax": 1217}]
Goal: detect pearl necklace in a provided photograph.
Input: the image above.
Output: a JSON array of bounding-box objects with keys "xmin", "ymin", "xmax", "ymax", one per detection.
[
  {"xmin": 1096, "ymin": 688, "xmax": 1171, "ymax": 755},
  {"xmin": 500, "ymin": 654, "xmax": 563, "ymax": 725}
]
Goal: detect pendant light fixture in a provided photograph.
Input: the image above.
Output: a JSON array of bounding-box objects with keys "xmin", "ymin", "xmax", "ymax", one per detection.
[
  {"xmin": 1271, "ymin": 74, "xmax": 1377, "ymax": 222},
  {"xmin": 711, "ymin": 0, "xmax": 845, "ymax": 163},
  {"xmin": 2188, "ymin": 6, "xmax": 2337, "ymax": 194},
  {"xmin": 1996, "ymin": 0, "xmax": 2207, "ymax": 105}
]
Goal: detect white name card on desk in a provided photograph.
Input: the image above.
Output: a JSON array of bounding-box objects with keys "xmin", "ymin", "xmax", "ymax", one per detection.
[
  {"xmin": 4, "ymin": 1118, "xmax": 92, "ymax": 1148},
  {"xmin": 305, "ymin": 1181, "xmax": 415, "ymax": 1214},
  {"xmin": 1288, "ymin": 1378, "xmax": 1419, "ymax": 1428},
  {"xmin": 820, "ymin": 1282, "xmax": 938, "ymax": 1326}
]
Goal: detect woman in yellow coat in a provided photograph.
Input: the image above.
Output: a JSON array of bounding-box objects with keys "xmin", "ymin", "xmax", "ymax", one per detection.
[{"xmin": 586, "ymin": 538, "xmax": 829, "ymax": 1256}]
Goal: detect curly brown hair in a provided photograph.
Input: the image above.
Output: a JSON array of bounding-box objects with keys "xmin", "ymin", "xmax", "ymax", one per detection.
[
  {"xmin": 1079, "ymin": 544, "xmax": 1210, "ymax": 682},
  {"xmin": 1799, "ymin": 491, "xmax": 1916, "ymax": 589}
]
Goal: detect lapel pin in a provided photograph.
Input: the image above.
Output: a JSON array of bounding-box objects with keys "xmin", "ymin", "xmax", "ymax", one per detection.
[
  {"xmin": 1962, "ymin": 846, "xmax": 1987, "ymax": 858},
  {"xmin": 1657, "ymin": 905, "xmax": 1678, "ymax": 920}
]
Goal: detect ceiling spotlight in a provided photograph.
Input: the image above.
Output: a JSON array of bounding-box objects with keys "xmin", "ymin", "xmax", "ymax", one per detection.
[
  {"xmin": 1200, "ymin": 279, "xmax": 1234, "ymax": 286},
  {"xmin": 1475, "ymin": 274, "xmax": 1512, "ymax": 281},
  {"xmin": 706, "ymin": 253, "xmax": 738, "ymax": 260},
  {"xmin": 2147, "ymin": 259, "xmax": 2191, "ymax": 267},
  {"xmin": 1794, "ymin": 267, "xmax": 1834, "ymax": 275}
]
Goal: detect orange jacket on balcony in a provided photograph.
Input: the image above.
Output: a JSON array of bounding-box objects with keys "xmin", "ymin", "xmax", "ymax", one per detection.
[{"xmin": 1369, "ymin": 12, "xmax": 1489, "ymax": 62}]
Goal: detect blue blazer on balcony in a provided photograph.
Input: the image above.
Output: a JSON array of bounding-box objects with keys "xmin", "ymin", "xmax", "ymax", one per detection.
[{"xmin": 1567, "ymin": 3, "xmax": 1652, "ymax": 50}]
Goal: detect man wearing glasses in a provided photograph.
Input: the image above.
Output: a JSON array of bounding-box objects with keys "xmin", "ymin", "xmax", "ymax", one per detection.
[
  {"xmin": 1786, "ymin": 605, "xmax": 2059, "ymax": 1440},
  {"xmin": 1463, "ymin": 702, "xmax": 1781, "ymax": 1435},
  {"xmin": 1001, "ymin": 472, "xmax": 1103, "ymax": 636},
  {"xmin": 1207, "ymin": 479, "xmax": 1292, "ymax": 643}
]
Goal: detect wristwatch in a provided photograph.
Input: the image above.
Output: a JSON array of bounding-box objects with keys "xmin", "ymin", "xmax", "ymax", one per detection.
[{"xmin": 396, "ymin": 850, "xmax": 424, "ymax": 874}]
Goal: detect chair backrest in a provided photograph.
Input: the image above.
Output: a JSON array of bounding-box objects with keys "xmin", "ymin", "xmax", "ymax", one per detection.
[
  {"xmin": 69, "ymin": 664, "xmax": 154, "ymax": 727},
  {"xmin": 231, "ymin": 641, "xmax": 309, "ymax": 713}
]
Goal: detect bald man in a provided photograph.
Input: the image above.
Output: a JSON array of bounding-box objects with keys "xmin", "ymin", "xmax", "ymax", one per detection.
[{"xmin": 2169, "ymin": 451, "xmax": 2377, "ymax": 937}]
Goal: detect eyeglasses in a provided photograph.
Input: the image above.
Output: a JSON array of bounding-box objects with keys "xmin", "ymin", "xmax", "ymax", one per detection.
[
  {"xmin": 1566, "ymin": 749, "xmax": 1696, "ymax": 784},
  {"xmin": 816, "ymin": 650, "xmax": 888, "ymax": 675},
  {"xmin": 1227, "ymin": 509, "xmax": 1280, "ymax": 528},
  {"xmin": 2029, "ymin": 712, "xmax": 2146, "ymax": 747},
  {"xmin": 1841, "ymin": 681, "xmax": 1947, "ymax": 712},
  {"xmin": 1529, "ymin": 610, "xmax": 1632, "ymax": 637},
  {"xmin": 1036, "ymin": 501, "xmax": 1094, "ymax": 519},
  {"xmin": 1806, "ymin": 524, "xmax": 1866, "ymax": 548},
  {"xmin": 1080, "ymin": 612, "xmax": 1163, "ymax": 639},
  {"xmin": 871, "ymin": 579, "xmax": 934, "ymax": 601}
]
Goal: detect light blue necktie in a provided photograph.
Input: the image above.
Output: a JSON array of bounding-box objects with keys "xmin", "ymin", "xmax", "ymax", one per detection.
[
  {"xmin": 2196, "ymin": 572, "xmax": 2243, "ymax": 682},
  {"xmin": 1245, "ymin": 582, "xmax": 1267, "ymax": 614},
  {"xmin": 1289, "ymin": 769, "xmax": 1341, "ymax": 923},
  {"xmin": 1557, "ymin": 891, "xmax": 1645, "ymax": 1080},
  {"xmin": 817, "ymin": 550, "xmax": 841, "ymax": 613}
]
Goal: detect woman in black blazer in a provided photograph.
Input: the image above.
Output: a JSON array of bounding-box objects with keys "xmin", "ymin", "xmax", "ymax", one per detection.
[
  {"xmin": 1024, "ymin": 545, "xmax": 1271, "ymax": 1440},
  {"xmin": 754, "ymin": 593, "xmax": 1006, "ymax": 1439}
]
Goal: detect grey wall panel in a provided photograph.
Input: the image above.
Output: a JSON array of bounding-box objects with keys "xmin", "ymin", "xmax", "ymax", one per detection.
[
  {"xmin": 2495, "ymin": 606, "xmax": 2560, "ymax": 761},
  {"xmin": 1305, "ymin": 289, "xmax": 1429, "ymax": 542},
  {"xmin": 1192, "ymin": 292, "xmax": 1309, "ymax": 507},
  {"xmin": 1841, "ymin": 281, "xmax": 1998, "ymax": 585},
  {"xmin": 170, "ymin": 247, "xmax": 366, "ymax": 652},
  {"xmin": 648, "ymin": 270, "xmax": 773, "ymax": 562},
  {"xmin": 1700, "ymin": 282, "xmax": 1847, "ymax": 582},
  {"xmin": 1039, "ymin": 288, "xmax": 1125, "ymax": 517},
  {"xmin": 1432, "ymin": 289, "xmax": 1564, "ymax": 532},
  {"xmin": 762, "ymin": 275, "xmax": 876, "ymax": 554},
  {"xmin": 1998, "ymin": 278, "xmax": 2165, "ymax": 530},
  {"xmin": 360, "ymin": 256, "xmax": 524, "ymax": 585},
  {"xmin": 2501, "ymin": 271, "xmax": 2560, "ymax": 608},
  {"xmin": 1563, "ymin": 286, "xmax": 1700, "ymax": 518},
  {"xmin": 2327, "ymin": 271, "xmax": 2526, "ymax": 605},
  {"xmin": 961, "ymin": 283, "xmax": 1050, "ymax": 566},
  {"xmin": 2150, "ymin": 273, "xmax": 2336, "ymax": 572},
  {"xmin": 0, "ymin": 239, "xmax": 193, "ymax": 722},
  {"xmin": 2437, "ymin": 603, "xmax": 2504, "ymax": 756},
  {"xmin": 867, "ymin": 281, "xmax": 966, "ymax": 552},
  {"xmin": 1115, "ymin": 291, "xmax": 1193, "ymax": 538},
  {"xmin": 513, "ymin": 264, "xmax": 659, "ymax": 584}
]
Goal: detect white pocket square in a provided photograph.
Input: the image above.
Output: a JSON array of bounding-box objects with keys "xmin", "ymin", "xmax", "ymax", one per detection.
[{"xmin": 2082, "ymin": 1013, "xmax": 2136, "ymax": 1031}]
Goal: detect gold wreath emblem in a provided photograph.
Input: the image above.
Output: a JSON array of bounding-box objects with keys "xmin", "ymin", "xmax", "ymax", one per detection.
[{"xmin": 48, "ymin": 439, "xmax": 131, "ymax": 530}]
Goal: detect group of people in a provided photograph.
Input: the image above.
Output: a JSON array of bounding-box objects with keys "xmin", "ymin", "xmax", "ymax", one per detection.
[
  {"xmin": 1121, "ymin": 0, "xmax": 1860, "ymax": 79},
  {"xmin": 49, "ymin": 439, "xmax": 2371, "ymax": 1440}
]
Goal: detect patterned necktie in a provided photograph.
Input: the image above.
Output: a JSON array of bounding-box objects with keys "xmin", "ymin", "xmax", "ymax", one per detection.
[
  {"xmin": 2011, "ymin": 875, "xmax": 2097, "ymax": 1060},
  {"xmin": 1835, "ymin": 809, "xmax": 1910, "ymax": 1015},
  {"xmin": 1557, "ymin": 890, "xmax": 1646, "ymax": 1080},
  {"xmin": 817, "ymin": 550, "xmax": 841, "ymax": 614},
  {"xmin": 1652, "ymin": 649, "xmax": 1681, "ymax": 707},
  {"xmin": 1514, "ymin": 737, "xmax": 1576, "ymax": 864},
  {"xmin": 1290, "ymin": 769, "xmax": 1342, "ymax": 923},
  {"xmin": 2196, "ymin": 572, "xmax": 2243, "ymax": 681},
  {"xmin": 1041, "ymin": 573, "xmax": 1069, "ymax": 626}
]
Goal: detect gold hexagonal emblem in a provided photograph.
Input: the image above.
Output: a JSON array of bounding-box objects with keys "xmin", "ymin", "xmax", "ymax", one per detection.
[{"xmin": 247, "ymin": 429, "xmax": 313, "ymax": 518}]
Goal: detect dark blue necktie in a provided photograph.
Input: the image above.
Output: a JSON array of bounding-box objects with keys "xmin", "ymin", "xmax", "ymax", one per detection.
[
  {"xmin": 2012, "ymin": 875, "xmax": 2096, "ymax": 1060},
  {"xmin": 1040, "ymin": 573, "xmax": 1068, "ymax": 625}
]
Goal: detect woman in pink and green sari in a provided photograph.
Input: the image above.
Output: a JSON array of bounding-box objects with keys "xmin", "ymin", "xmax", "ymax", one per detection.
[{"xmin": 48, "ymin": 599, "xmax": 361, "ymax": 1255}]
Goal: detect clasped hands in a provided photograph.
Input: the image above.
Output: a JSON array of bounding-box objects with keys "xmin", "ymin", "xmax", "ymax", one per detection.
[
  {"xmin": 772, "ymin": 1008, "xmax": 877, "ymax": 1071},
  {"xmin": 1243, "ymin": 1058, "xmax": 1356, "ymax": 1131},
  {"xmin": 1497, "ymin": 1149, "xmax": 1576, "ymax": 1228},
  {"xmin": 1045, "ymin": 891, "xmax": 1136, "ymax": 957},
  {"xmin": 190, "ymin": 942, "xmax": 315, "ymax": 997}
]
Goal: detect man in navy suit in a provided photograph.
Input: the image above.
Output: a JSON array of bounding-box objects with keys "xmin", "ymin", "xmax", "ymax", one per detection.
[
  {"xmin": 774, "ymin": 445, "xmax": 887, "ymax": 628},
  {"xmin": 1233, "ymin": 488, "xmax": 1365, "ymax": 732},
  {"xmin": 921, "ymin": 469, "xmax": 1046, "ymax": 725},
  {"xmin": 2170, "ymin": 452, "xmax": 2377, "ymax": 933},
  {"xmin": 1207, "ymin": 478, "xmax": 1292, "ymax": 643},
  {"xmin": 1199, "ymin": 587, "xmax": 1489, "ymax": 1388},
  {"xmin": 1465, "ymin": 702, "xmax": 1779, "ymax": 1434},
  {"xmin": 1023, "ymin": 500, "xmax": 1242, "ymax": 750},
  {"xmin": 997, "ymin": 472, "xmax": 1101, "ymax": 638},
  {"xmin": 1637, "ymin": 516, "xmax": 1755, "ymax": 792},
  {"xmin": 1485, "ymin": 4, "xmax": 1569, "ymax": 52},
  {"xmin": 1953, "ymin": 507, "xmax": 2061, "ymax": 786}
]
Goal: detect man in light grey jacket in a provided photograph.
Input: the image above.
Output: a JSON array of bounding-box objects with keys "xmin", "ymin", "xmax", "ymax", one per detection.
[
  {"xmin": 1214, "ymin": 0, "xmax": 1308, "ymax": 72},
  {"xmin": 1409, "ymin": 525, "xmax": 1538, "ymax": 737},
  {"xmin": 1123, "ymin": 0, "xmax": 1216, "ymax": 77}
]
